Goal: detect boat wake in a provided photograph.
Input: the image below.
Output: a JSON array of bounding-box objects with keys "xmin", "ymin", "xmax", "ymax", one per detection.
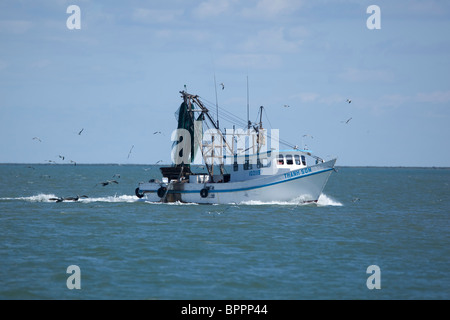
[
  {"xmin": 1, "ymin": 194, "xmax": 138, "ymax": 203},
  {"xmin": 239, "ymin": 194, "xmax": 342, "ymax": 206},
  {"xmin": 1, "ymin": 193, "xmax": 342, "ymax": 206}
]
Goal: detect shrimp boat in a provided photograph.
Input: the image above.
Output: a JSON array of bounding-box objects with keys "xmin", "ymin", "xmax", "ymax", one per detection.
[{"xmin": 135, "ymin": 91, "xmax": 336, "ymax": 204}]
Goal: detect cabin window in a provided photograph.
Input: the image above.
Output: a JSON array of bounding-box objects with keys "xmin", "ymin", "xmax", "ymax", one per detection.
[
  {"xmin": 277, "ymin": 154, "xmax": 284, "ymax": 165},
  {"xmin": 286, "ymin": 154, "xmax": 293, "ymax": 165},
  {"xmin": 301, "ymin": 155, "xmax": 306, "ymax": 166},
  {"xmin": 294, "ymin": 155, "xmax": 301, "ymax": 165},
  {"xmin": 233, "ymin": 155, "xmax": 238, "ymax": 171}
]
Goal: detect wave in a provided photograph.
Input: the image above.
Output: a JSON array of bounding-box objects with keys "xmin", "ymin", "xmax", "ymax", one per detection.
[
  {"xmin": 1, "ymin": 194, "xmax": 59, "ymax": 202},
  {"xmin": 317, "ymin": 194, "xmax": 343, "ymax": 206},
  {"xmin": 239, "ymin": 194, "xmax": 343, "ymax": 206},
  {"xmin": 0, "ymin": 193, "xmax": 139, "ymax": 203}
]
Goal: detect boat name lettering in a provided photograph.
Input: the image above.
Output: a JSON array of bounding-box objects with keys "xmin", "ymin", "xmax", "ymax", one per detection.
[
  {"xmin": 284, "ymin": 167, "xmax": 312, "ymax": 179},
  {"xmin": 249, "ymin": 170, "xmax": 261, "ymax": 176}
]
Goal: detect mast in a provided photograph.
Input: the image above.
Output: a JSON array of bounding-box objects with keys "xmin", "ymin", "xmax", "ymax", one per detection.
[
  {"xmin": 257, "ymin": 105, "xmax": 264, "ymax": 154},
  {"xmin": 178, "ymin": 91, "xmax": 233, "ymax": 180},
  {"xmin": 247, "ymin": 75, "xmax": 250, "ymax": 129},
  {"xmin": 259, "ymin": 105, "xmax": 263, "ymax": 129},
  {"xmin": 214, "ymin": 74, "xmax": 219, "ymax": 129}
]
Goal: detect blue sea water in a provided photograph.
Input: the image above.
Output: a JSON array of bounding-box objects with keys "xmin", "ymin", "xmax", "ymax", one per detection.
[{"xmin": 0, "ymin": 164, "xmax": 449, "ymax": 300}]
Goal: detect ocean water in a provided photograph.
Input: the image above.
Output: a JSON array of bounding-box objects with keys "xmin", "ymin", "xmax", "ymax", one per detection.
[{"xmin": 0, "ymin": 164, "xmax": 449, "ymax": 300}]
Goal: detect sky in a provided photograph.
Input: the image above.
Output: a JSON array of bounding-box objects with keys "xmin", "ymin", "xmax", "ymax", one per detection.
[{"xmin": 1, "ymin": 0, "xmax": 449, "ymax": 167}]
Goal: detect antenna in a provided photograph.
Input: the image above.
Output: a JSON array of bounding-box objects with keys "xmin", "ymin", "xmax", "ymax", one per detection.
[
  {"xmin": 247, "ymin": 75, "xmax": 250, "ymax": 129},
  {"xmin": 214, "ymin": 73, "xmax": 219, "ymax": 128},
  {"xmin": 259, "ymin": 105, "xmax": 264, "ymax": 129}
]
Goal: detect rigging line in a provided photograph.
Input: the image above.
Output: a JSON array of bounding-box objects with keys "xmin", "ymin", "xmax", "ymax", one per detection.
[
  {"xmin": 199, "ymin": 95, "xmax": 299, "ymax": 150},
  {"xmin": 209, "ymin": 108, "xmax": 249, "ymax": 129},
  {"xmin": 205, "ymin": 107, "xmax": 236, "ymax": 126},
  {"xmin": 200, "ymin": 96, "xmax": 249, "ymax": 125},
  {"xmin": 262, "ymin": 107, "xmax": 273, "ymax": 129},
  {"xmin": 208, "ymin": 105, "xmax": 294, "ymax": 148},
  {"xmin": 206, "ymin": 107, "xmax": 248, "ymax": 131},
  {"xmin": 210, "ymin": 112, "xmax": 247, "ymax": 130},
  {"xmin": 254, "ymin": 107, "xmax": 260, "ymax": 127}
]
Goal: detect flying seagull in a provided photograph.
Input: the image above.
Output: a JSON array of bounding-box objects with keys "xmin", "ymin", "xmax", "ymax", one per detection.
[
  {"xmin": 153, "ymin": 131, "xmax": 161, "ymax": 135},
  {"xmin": 127, "ymin": 145, "xmax": 134, "ymax": 159},
  {"xmin": 346, "ymin": 99, "xmax": 352, "ymax": 104},
  {"xmin": 341, "ymin": 117, "xmax": 352, "ymax": 124},
  {"xmin": 220, "ymin": 83, "xmax": 224, "ymax": 90},
  {"xmin": 32, "ymin": 137, "xmax": 42, "ymax": 142},
  {"xmin": 283, "ymin": 104, "xmax": 290, "ymax": 108},
  {"xmin": 59, "ymin": 155, "xmax": 65, "ymax": 161},
  {"xmin": 78, "ymin": 128, "xmax": 84, "ymax": 135}
]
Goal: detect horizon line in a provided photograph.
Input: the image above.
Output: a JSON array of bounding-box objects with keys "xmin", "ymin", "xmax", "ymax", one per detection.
[{"xmin": 0, "ymin": 162, "xmax": 449, "ymax": 169}]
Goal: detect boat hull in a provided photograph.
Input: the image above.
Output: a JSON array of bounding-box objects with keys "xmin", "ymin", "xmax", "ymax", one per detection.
[{"xmin": 137, "ymin": 159, "xmax": 336, "ymax": 204}]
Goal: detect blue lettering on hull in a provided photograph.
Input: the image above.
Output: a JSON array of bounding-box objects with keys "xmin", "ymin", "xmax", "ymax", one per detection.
[
  {"xmin": 249, "ymin": 170, "xmax": 261, "ymax": 176},
  {"xmin": 283, "ymin": 167, "xmax": 312, "ymax": 179}
]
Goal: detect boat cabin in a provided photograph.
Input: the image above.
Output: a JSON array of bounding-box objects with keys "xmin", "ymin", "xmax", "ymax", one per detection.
[{"xmin": 226, "ymin": 150, "xmax": 310, "ymax": 183}]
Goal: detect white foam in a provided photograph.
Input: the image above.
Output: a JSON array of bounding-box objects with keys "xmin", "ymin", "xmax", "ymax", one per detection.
[
  {"xmin": 80, "ymin": 195, "xmax": 137, "ymax": 203},
  {"xmin": 1, "ymin": 193, "xmax": 139, "ymax": 203},
  {"xmin": 316, "ymin": 194, "xmax": 343, "ymax": 207},
  {"xmin": 3, "ymin": 193, "xmax": 342, "ymax": 206},
  {"xmin": 239, "ymin": 194, "xmax": 342, "ymax": 206},
  {"xmin": 17, "ymin": 193, "xmax": 59, "ymax": 202},
  {"xmin": 142, "ymin": 200, "xmax": 199, "ymax": 205}
]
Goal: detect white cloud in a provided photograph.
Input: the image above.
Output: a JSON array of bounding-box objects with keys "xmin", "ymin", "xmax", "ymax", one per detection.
[
  {"xmin": 241, "ymin": 0, "xmax": 304, "ymax": 19},
  {"xmin": 416, "ymin": 90, "xmax": 450, "ymax": 104},
  {"xmin": 339, "ymin": 68, "xmax": 395, "ymax": 83},
  {"xmin": 0, "ymin": 20, "xmax": 33, "ymax": 34},
  {"xmin": 241, "ymin": 27, "xmax": 303, "ymax": 53},
  {"xmin": 406, "ymin": 0, "xmax": 447, "ymax": 16},
  {"xmin": 294, "ymin": 92, "xmax": 320, "ymax": 103},
  {"xmin": 194, "ymin": 0, "xmax": 234, "ymax": 18},
  {"xmin": 154, "ymin": 28, "xmax": 211, "ymax": 44},
  {"xmin": 318, "ymin": 94, "xmax": 346, "ymax": 105},
  {"xmin": 217, "ymin": 53, "xmax": 282, "ymax": 70},
  {"xmin": 373, "ymin": 91, "xmax": 450, "ymax": 108},
  {"xmin": 132, "ymin": 8, "xmax": 183, "ymax": 24}
]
